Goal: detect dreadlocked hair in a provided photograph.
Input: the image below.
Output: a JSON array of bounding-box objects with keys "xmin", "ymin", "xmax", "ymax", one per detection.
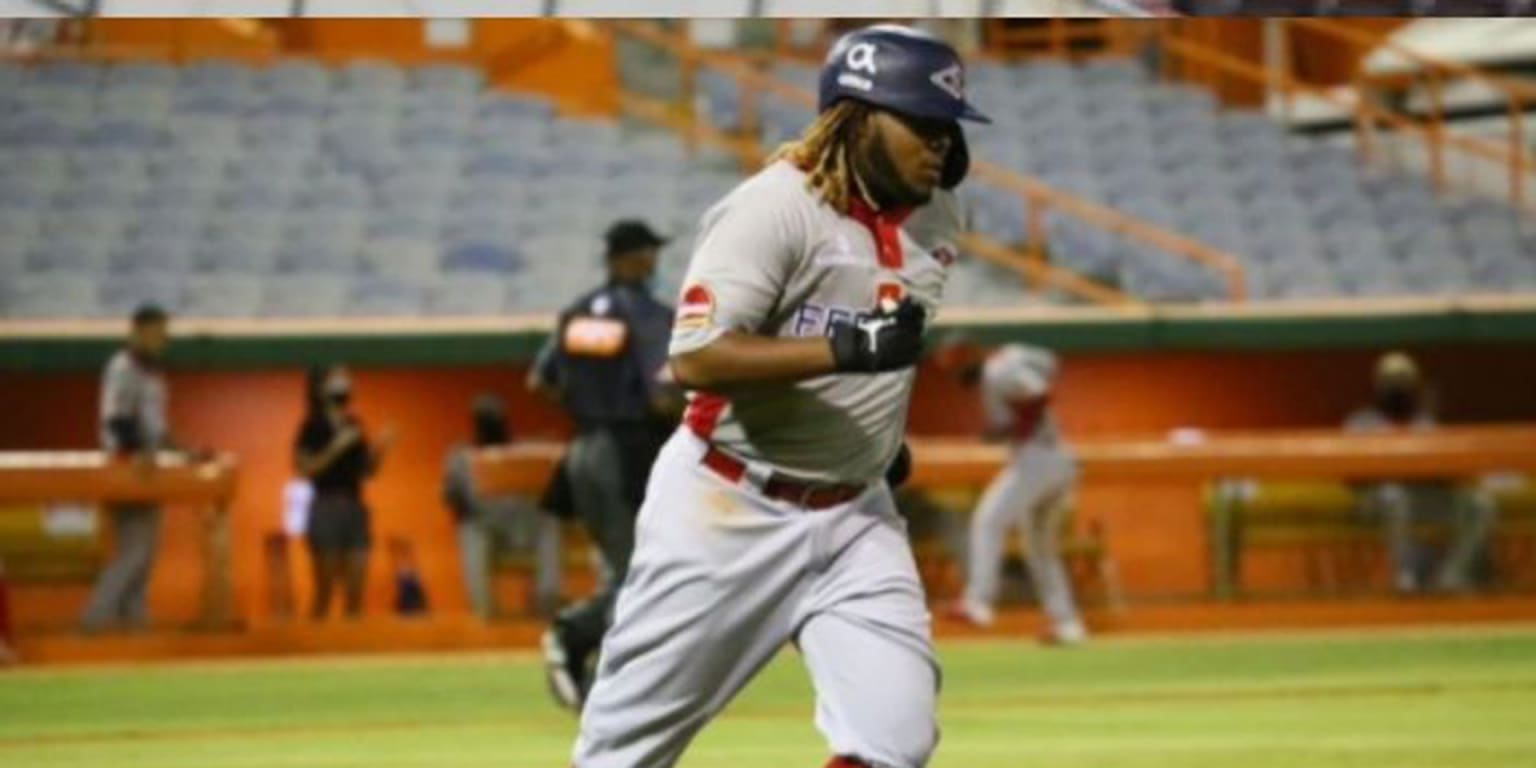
[{"xmin": 769, "ymin": 100, "xmax": 872, "ymax": 215}]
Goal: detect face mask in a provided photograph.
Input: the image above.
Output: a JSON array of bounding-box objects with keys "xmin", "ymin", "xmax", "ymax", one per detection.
[
  {"xmin": 325, "ymin": 383, "xmax": 351, "ymax": 408},
  {"xmin": 1376, "ymin": 385, "xmax": 1418, "ymax": 421}
]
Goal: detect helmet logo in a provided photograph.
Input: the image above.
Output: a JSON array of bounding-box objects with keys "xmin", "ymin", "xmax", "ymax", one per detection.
[
  {"xmin": 930, "ymin": 63, "xmax": 965, "ymax": 101},
  {"xmin": 845, "ymin": 42, "xmax": 879, "ymax": 75}
]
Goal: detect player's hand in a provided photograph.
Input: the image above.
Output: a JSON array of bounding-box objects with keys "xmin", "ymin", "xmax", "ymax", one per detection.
[
  {"xmin": 829, "ymin": 298, "xmax": 927, "ymax": 373},
  {"xmin": 333, "ymin": 425, "xmax": 363, "ymax": 450},
  {"xmin": 885, "ymin": 441, "xmax": 912, "ymax": 489}
]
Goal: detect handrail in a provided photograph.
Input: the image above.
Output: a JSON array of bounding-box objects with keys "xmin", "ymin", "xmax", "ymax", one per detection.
[
  {"xmin": 1287, "ymin": 18, "xmax": 1536, "ymax": 101},
  {"xmin": 4, "ymin": 19, "xmax": 595, "ymax": 83},
  {"xmin": 982, "ymin": 19, "xmax": 1150, "ymax": 59},
  {"xmin": 959, "ymin": 232, "xmax": 1140, "ymax": 308},
  {"xmin": 608, "ymin": 20, "xmax": 1244, "ymax": 305},
  {"xmin": 1157, "ymin": 29, "xmax": 1536, "ymax": 216},
  {"xmin": 1290, "ymin": 16, "xmax": 1529, "ymax": 213}
]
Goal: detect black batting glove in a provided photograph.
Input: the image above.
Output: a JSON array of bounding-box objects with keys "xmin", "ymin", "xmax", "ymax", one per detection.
[
  {"xmin": 885, "ymin": 441, "xmax": 912, "ymax": 489},
  {"xmin": 829, "ymin": 298, "xmax": 927, "ymax": 373}
]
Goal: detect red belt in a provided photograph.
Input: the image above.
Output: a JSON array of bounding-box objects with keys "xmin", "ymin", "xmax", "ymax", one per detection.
[{"xmin": 701, "ymin": 445, "xmax": 866, "ymax": 510}]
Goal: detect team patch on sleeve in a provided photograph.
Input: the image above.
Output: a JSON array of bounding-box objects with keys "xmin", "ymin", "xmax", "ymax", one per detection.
[{"xmin": 675, "ymin": 283, "xmax": 715, "ymax": 331}]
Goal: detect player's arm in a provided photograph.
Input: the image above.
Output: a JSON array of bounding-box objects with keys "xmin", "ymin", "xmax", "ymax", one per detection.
[
  {"xmin": 979, "ymin": 370, "xmax": 1015, "ymax": 443},
  {"xmin": 526, "ymin": 327, "xmax": 562, "ymax": 401},
  {"xmin": 293, "ymin": 421, "xmax": 359, "ymax": 478},
  {"xmin": 671, "ymin": 297, "xmax": 925, "ymax": 389},
  {"xmin": 670, "ymin": 332, "xmax": 835, "ymax": 388},
  {"xmin": 668, "ymin": 196, "xmax": 925, "ymax": 389}
]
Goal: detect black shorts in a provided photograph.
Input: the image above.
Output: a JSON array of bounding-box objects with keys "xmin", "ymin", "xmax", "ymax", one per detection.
[{"xmin": 306, "ymin": 493, "xmax": 371, "ymax": 553}]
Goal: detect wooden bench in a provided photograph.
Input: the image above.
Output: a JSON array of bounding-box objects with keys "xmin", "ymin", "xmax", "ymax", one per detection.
[
  {"xmin": 0, "ymin": 504, "xmax": 101, "ymax": 585},
  {"xmin": 0, "ymin": 452, "xmax": 241, "ymax": 630},
  {"xmin": 1207, "ymin": 480, "xmax": 1536, "ymax": 598}
]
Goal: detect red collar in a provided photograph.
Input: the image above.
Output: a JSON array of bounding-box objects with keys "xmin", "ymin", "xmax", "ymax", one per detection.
[{"xmin": 847, "ymin": 195, "xmax": 912, "ymax": 270}]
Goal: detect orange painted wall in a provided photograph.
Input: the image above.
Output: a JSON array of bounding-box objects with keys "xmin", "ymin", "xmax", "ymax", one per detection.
[{"xmin": 5, "ymin": 343, "xmax": 1535, "ymax": 629}]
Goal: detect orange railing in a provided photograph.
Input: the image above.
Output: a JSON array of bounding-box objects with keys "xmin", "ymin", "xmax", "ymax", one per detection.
[
  {"xmin": 1289, "ymin": 18, "xmax": 1534, "ymax": 212},
  {"xmin": 1158, "ymin": 21, "xmax": 1535, "ymax": 215},
  {"xmin": 607, "ymin": 20, "xmax": 1245, "ymax": 306},
  {"xmin": 983, "ymin": 18, "xmax": 1154, "ymax": 60}
]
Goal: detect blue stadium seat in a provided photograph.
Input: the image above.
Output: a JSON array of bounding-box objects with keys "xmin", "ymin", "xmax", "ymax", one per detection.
[
  {"xmin": 107, "ymin": 62, "xmax": 178, "ymax": 90},
  {"xmin": 26, "ymin": 234, "xmax": 114, "ymax": 274},
  {"xmin": 260, "ymin": 60, "xmax": 332, "ymax": 97},
  {"xmin": 346, "ymin": 275, "xmax": 424, "ymax": 317},
  {"xmin": 110, "ymin": 238, "xmax": 197, "ymax": 274},
  {"xmin": 2, "ymin": 273, "xmax": 100, "ymax": 318},
  {"xmin": 274, "ymin": 242, "xmax": 359, "ymax": 275},
  {"xmin": 442, "ymin": 240, "xmax": 522, "ymax": 274},
  {"xmin": 479, "ymin": 94, "xmax": 555, "ymax": 123},
  {"xmin": 414, "ymin": 64, "xmax": 482, "ymax": 94},
  {"xmin": 259, "ymin": 274, "xmax": 348, "ymax": 317},
  {"xmin": 178, "ymin": 60, "xmax": 254, "ymax": 92},
  {"xmin": 427, "ymin": 274, "xmax": 509, "ymax": 316},
  {"xmin": 181, "ymin": 274, "xmax": 264, "ymax": 318},
  {"xmin": 358, "ymin": 236, "xmax": 439, "ymax": 278},
  {"xmin": 99, "ymin": 272, "xmax": 183, "ymax": 316},
  {"xmin": 339, "ymin": 60, "xmax": 406, "ymax": 92}
]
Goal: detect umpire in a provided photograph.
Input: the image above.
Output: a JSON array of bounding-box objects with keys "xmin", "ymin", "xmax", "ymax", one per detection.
[{"xmin": 528, "ymin": 219, "xmax": 680, "ymax": 711}]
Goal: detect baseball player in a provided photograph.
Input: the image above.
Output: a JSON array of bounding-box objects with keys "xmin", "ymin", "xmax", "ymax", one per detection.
[
  {"xmin": 568, "ymin": 25, "xmax": 986, "ymax": 768},
  {"xmin": 937, "ymin": 341, "xmax": 1086, "ymax": 645}
]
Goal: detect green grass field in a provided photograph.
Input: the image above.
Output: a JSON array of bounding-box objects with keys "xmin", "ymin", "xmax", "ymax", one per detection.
[{"xmin": 3, "ymin": 627, "xmax": 1535, "ymax": 768}]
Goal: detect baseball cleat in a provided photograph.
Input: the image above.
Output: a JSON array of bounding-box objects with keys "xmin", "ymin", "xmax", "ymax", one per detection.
[
  {"xmin": 1040, "ymin": 619, "xmax": 1088, "ymax": 647},
  {"xmin": 945, "ymin": 598, "xmax": 995, "ymax": 629},
  {"xmin": 541, "ymin": 628, "xmax": 585, "ymax": 712}
]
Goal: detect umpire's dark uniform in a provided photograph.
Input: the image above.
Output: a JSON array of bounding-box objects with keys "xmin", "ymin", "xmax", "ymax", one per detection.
[{"xmin": 532, "ymin": 220, "xmax": 677, "ymax": 702}]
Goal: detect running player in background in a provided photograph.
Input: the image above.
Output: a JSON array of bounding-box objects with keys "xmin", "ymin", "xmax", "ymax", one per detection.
[{"xmin": 937, "ymin": 339, "xmax": 1087, "ymax": 646}]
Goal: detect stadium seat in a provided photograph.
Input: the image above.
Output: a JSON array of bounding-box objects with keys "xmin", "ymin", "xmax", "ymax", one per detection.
[
  {"xmin": 99, "ymin": 272, "xmax": 184, "ymax": 316},
  {"xmin": 347, "ymin": 275, "xmax": 425, "ymax": 316},
  {"xmin": 26, "ymin": 234, "xmax": 115, "ymax": 274},
  {"xmin": 178, "ymin": 60, "xmax": 254, "ymax": 92},
  {"xmin": 261, "ymin": 60, "xmax": 332, "ymax": 97},
  {"xmin": 274, "ymin": 242, "xmax": 360, "ymax": 275},
  {"xmin": 259, "ymin": 274, "xmax": 348, "ymax": 317},
  {"xmin": 414, "ymin": 64, "xmax": 482, "ymax": 94},
  {"xmin": 2, "ymin": 272, "xmax": 99, "ymax": 318},
  {"xmin": 358, "ymin": 236, "xmax": 440, "ymax": 278},
  {"xmin": 193, "ymin": 239, "xmax": 280, "ymax": 275},
  {"xmin": 425, "ymin": 274, "xmax": 509, "ymax": 316},
  {"xmin": 181, "ymin": 274, "xmax": 265, "ymax": 318},
  {"xmin": 442, "ymin": 240, "xmax": 522, "ymax": 274},
  {"xmin": 109, "ymin": 240, "xmax": 197, "ymax": 274}
]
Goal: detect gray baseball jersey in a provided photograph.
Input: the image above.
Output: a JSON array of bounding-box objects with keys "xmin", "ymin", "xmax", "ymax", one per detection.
[
  {"xmin": 99, "ymin": 349, "xmax": 168, "ymax": 453},
  {"xmin": 981, "ymin": 343, "xmax": 1063, "ymax": 451},
  {"xmin": 669, "ymin": 161, "xmax": 952, "ymax": 484}
]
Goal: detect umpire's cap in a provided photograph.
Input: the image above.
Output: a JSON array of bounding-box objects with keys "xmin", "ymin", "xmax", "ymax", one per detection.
[
  {"xmin": 818, "ymin": 24, "xmax": 990, "ymax": 189},
  {"xmin": 604, "ymin": 219, "xmax": 668, "ymax": 259}
]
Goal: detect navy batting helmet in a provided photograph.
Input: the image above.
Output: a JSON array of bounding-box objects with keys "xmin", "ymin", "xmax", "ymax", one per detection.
[{"xmin": 818, "ymin": 24, "xmax": 990, "ymax": 189}]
